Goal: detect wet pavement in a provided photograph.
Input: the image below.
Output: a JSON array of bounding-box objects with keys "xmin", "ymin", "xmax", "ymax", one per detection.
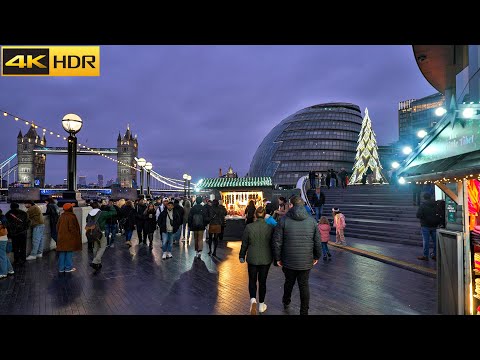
[{"xmin": 0, "ymin": 231, "xmax": 437, "ymax": 315}]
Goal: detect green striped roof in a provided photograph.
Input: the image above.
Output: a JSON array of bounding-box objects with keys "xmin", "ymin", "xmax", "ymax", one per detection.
[{"xmin": 196, "ymin": 177, "xmax": 272, "ymax": 189}]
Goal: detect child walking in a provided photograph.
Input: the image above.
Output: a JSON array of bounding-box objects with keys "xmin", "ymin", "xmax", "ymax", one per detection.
[
  {"xmin": 332, "ymin": 208, "xmax": 347, "ymax": 246},
  {"xmin": 318, "ymin": 216, "xmax": 332, "ymax": 260}
]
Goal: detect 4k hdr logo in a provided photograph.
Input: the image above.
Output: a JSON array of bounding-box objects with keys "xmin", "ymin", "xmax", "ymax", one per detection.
[{"xmin": 1, "ymin": 46, "xmax": 100, "ymax": 76}]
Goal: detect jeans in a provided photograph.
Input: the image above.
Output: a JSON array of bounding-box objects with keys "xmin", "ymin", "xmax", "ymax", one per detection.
[
  {"xmin": 282, "ymin": 267, "xmax": 311, "ymax": 315},
  {"xmin": 321, "ymin": 242, "xmax": 330, "ymax": 256},
  {"xmin": 11, "ymin": 232, "xmax": 27, "ymax": 263},
  {"xmin": 92, "ymin": 235, "xmax": 107, "ymax": 264},
  {"xmin": 330, "ymin": 178, "xmax": 336, "ymax": 188},
  {"xmin": 162, "ymin": 232, "xmax": 174, "ymax": 252},
  {"xmin": 30, "ymin": 224, "xmax": 45, "ymax": 256},
  {"xmin": 248, "ymin": 263, "xmax": 271, "ymax": 303},
  {"xmin": 105, "ymin": 223, "xmax": 118, "ymax": 246},
  {"xmin": 421, "ymin": 226, "xmax": 437, "ymax": 257},
  {"xmin": 314, "ymin": 206, "xmax": 323, "ymax": 222},
  {"xmin": 182, "ymin": 223, "xmax": 191, "ymax": 239},
  {"xmin": 174, "ymin": 227, "xmax": 182, "ymax": 242},
  {"xmin": 0, "ymin": 240, "xmax": 13, "ymax": 276},
  {"xmin": 58, "ymin": 251, "xmax": 73, "ymax": 272},
  {"xmin": 125, "ymin": 229, "xmax": 133, "ymax": 242}
]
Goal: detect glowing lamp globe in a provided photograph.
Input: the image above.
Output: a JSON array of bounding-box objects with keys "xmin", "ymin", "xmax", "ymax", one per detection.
[
  {"xmin": 136, "ymin": 158, "xmax": 146, "ymax": 167},
  {"xmin": 391, "ymin": 161, "xmax": 400, "ymax": 169},
  {"xmin": 62, "ymin": 113, "xmax": 83, "ymax": 134},
  {"xmin": 183, "ymin": 173, "xmax": 188, "ymax": 180},
  {"xmin": 403, "ymin": 146, "xmax": 412, "ymax": 155},
  {"xmin": 187, "ymin": 175, "xmax": 192, "ymax": 181},
  {"xmin": 417, "ymin": 130, "xmax": 428, "ymax": 138},
  {"xmin": 398, "ymin": 177, "xmax": 406, "ymax": 185},
  {"xmin": 434, "ymin": 107, "xmax": 447, "ymax": 117},
  {"xmin": 145, "ymin": 162, "xmax": 153, "ymax": 171}
]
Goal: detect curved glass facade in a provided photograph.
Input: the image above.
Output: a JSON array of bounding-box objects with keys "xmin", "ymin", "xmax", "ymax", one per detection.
[{"xmin": 249, "ymin": 102, "xmax": 362, "ymax": 187}]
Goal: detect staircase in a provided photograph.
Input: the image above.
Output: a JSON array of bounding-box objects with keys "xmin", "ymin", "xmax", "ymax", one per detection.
[{"xmin": 311, "ymin": 184, "xmax": 423, "ymax": 246}]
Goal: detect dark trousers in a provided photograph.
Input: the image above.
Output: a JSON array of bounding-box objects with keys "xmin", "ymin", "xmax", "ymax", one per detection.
[
  {"xmin": 248, "ymin": 263, "xmax": 271, "ymax": 303},
  {"xmin": 147, "ymin": 232, "xmax": 154, "ymax": 245},
  {"xmin": 208, "ymin": 233, "xmax": 219, "ymax": 254},
  {"xmin": 325, "ymin": 178, "xmax": 330, "ymax": 189},
  {"xmin": 309, "ymin": 178, "xmax": 316, "ymax": 189},
  {"xmin": 50, "ymin": 223, "xmax": 58, "ymax": 242},
  {"xmin": 282, "ymin": 267, "xmax": 311, "ymax": 315},
  {"xmin": 11, "ymin": 232, "xmax": 27, "ymax": 264},
  {"xmin": 340, "ymin": 178, "xmax": 347, "ymax": 189},
  {"xmin": 219, "ymin": 225, "xmax": 225, "ymax": 241},
  {"xmin": 136, "ymin": 222, "xmax": 147, "ymax": 243}
]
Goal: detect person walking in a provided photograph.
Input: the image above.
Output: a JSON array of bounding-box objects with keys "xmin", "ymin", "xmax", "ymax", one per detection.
[
  {"xmin": 308, "ymin": 170, "xmax": 316, "ymax": 189},
  {"xmin": 158, "ymin": 201, "xmax": 182, "ymax": 259},
  {"xmin": 312, "ymin": 188, "xmax": 326, "ymax": 222},
  {"xmin": 273, "ymin": 195, "xmax": 322, "ymax": 315},
  {"xmin": 173, "ymin": 199, "xmax": 184, "ymax": 244},
  {"xmin": 239, "ymin": 206, "xmax": 273, "ymax": 315},
  {"xmin": 134, "ymin": 198, "xmax": 148, "ymax": 245},
  {"xmin": 244, "ymin": 200, "xmax": 256, "ymax": 225},
  {"xmin": 182, "ymin": 199, "xmax": 192, "ymax": 242},
  {"xmin": 120, "ymin": 200, "xmax": 136, "ymax": 247},
  {"xmin": 332, "ymin": 208, "xmax": 347, "ymax": 245},
  {"xmin": 218, "ymin": 199, "xmax": 228, "ymax": 241},
  {"xmin": 325, "ymin": 170, "xmax": 331, "ymax": 190},
  {"xmin": 412, "ymin": 183, "xmax": 423, "ymax": 206},
  {"xmin": 338, "ymin": 168, "xmax": 348, "ymax": 189},
  {"xmin": 86, "ymin": 201, "xmax": 116, "ymax": 270},
  {"xmin": 273, "ymin": 196, "xmax": 288, "ymax": 220},
  {"xmin": 45, "ymin": 198, "xmax": 60, "ymax": 243},
  {"xmin": 144, "ymin": 203, "xmax": 157, "ymax": 249},
  {"xmin": 25, "ymin": 200, "xmax": 45, "ymax": 261},
  {"xmin": 56, "ymin": 203, "xmax": 82, "ymax": 273},
  {"xmin": 207, "ymin": 199, "xmax": 224, "ymax": 257},
  {"xmin": 318, "ymin": 216, "xmax": 332, "ymax": 260},
  {"xmin": 104, "ymin": 200, "xmax": 120, "ymax": 248},
  {"xmin": 330, "ymin": 169, "xmax": 337, "ymax": 188},
  {"xmin": 0, "ymin": 211, "xmax": 14, "ymax": 279},
  {"xmin": 416, "ymin": 192, "xmax": 439, "ymax": 261},
  {"xmin": 188, "ymin": 197, "xmax": 209, "ymax": 258},
  {"xmin": 5, "ymin": 202, "xmax": 29, "ymax": 265}
]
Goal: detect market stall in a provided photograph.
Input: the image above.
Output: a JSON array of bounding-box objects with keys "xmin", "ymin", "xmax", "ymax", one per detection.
[
  {"xmin": 397, "ymin": 101, "xmax": 480, "ymax": 315},
  {"xmin": 195, "ymin": 177, "xmax": 273, "ymax": 239}
]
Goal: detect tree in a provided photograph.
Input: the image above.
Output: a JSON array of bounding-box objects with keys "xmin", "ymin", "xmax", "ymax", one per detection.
[{"xmin": 349, "ymin": 108, "xmax": 388, "ymax": 185}]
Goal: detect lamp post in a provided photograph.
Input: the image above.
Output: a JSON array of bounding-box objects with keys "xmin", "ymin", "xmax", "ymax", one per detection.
[
  {"xmin": 136, "ymin": 157, "xmax": 146, "ymax": 197},
  {"xmin": 61, "ymin": 113, "xmax": 83, "ymax": 205},
  {"xmin": 145, "ymin": 162, "xmax": 152, "ymax": 198},
  {"xmin": 187, "ymin": 175, "xmax": 192, "ymax": 198},
  {"xmin": 183, "ymin": 173, "xmax": 188, "ymax": 197}
]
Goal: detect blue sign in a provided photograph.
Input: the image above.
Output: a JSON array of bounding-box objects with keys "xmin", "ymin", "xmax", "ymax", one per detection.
[{"xmin": 34, "ymin": 179, "xmax": 40, "ymax": 187}]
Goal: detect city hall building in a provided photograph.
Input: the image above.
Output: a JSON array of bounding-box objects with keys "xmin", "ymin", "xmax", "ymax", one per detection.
[{"xmin": 248, "ymin": 102, "xmax": 362, "ymax": 187}]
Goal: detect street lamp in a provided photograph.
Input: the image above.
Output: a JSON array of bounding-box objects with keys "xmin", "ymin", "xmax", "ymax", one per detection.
[
  {"xmin": 187, "ymin": 175, "xmax": 192, "ymax": 197},
  {"xmin": 183, "ymin": 173, "xmax": 188, "ymax": 197},
  {"xmin": 145, "ymin": 162, "xmax": 152, "ymax": 198},
  {"xmin": 402, "ymin": 146, "xmax": 412, "ymax": 155},
  {"xmin": 136, "ymin": 157, "xmax": 146, "ymax": 197},
  {"xmin": 61, "ymin": 113, "xmax": 83, "ymax": 205},
  {"xmin": 391, "ymin": 161, "xmax": 400, "ymax": 169}
]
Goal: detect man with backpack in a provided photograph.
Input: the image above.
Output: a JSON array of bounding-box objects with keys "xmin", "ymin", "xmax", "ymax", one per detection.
[
  {"xmin": 188, "ymin": 197, "xmax": 209, "ymax": 258},
  {"xmin": 85, "ymin": 201, "xmax": 116, "ymax": 270},
  {"xmin": 416, "ymin": 192, "xmax": 440, "ymax": 261},
  {"xmin": 5, "ymin": 202, "xmax": 30, "ymax": 265}
]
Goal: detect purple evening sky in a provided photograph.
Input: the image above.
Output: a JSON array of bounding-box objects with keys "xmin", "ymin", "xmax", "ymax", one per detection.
[{"xmin": 0, "ymin": 45, "xmax": 436, "ymax": 185}]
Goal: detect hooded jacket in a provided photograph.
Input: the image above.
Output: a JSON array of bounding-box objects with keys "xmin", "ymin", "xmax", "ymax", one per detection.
[
  {"xmin": 273, "ymin": 205, "xmax": 322, "ymax": 270},
  {"xmin": 56, "ymin": 209, "xmax": 82, "ymax": 252},
  {"xmin": 416, "ymin": 199, "xmax": 439, "ymax": 227}
]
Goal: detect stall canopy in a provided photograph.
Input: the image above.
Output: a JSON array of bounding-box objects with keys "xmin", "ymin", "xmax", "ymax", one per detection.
[
  {"xmin": 397, "ymin": 101, "xmax": 480, "ymax": 184},
  {"xmin": 196, "ymin": 177, "xmax": 272, "ymax": 190}
]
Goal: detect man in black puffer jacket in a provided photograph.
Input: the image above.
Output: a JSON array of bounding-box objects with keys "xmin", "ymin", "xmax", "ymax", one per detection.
[
  {"xmin": 273, "ymin": 195, "xmax": 322, "ymax": 315},
  {"xmin": 416, "ymin": 192, "xmax": 439, "ymax": 261}
]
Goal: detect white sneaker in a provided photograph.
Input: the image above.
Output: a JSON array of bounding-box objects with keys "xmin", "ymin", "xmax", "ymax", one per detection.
[
  {"xmin": 26, "ymin": 255, "xmax": 37, "ymax": 261},
  {"xmin": 250, "ymin": 298, "xmax": 257, "ymax": 315},
  {"xmin": 259, "ymin": 303, "xmax": 267, "ymax": 313},
  {"xmin": 110, "ymin": 244, "xmax": 115, "ymax": 248},
  {"xmin": 162, "ymin": 253, "xmax": 167, "ymax": 260},
  {"xmin": 36, "ymin": 253, "xmax": 43, "ymax": 258},
  {"xmin": 7, "ymin": 270, "xmax": 14, "ymax": 275},
  {"xmin": 0, "ymin": 275, "xmax": 7, "ymax": 279},
  {"xmin": 167, "ymin": 252, "xmax": 173, "ymax": 259}
]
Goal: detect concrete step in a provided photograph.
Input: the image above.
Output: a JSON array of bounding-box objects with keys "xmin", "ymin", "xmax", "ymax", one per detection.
[
  {"xmin": 331, "ymin": 227, "xmax": 422, "ymax": 241},
  {"xmin": 333, "ymin": 232, "xmax": 423, "ymax": 246},
  {"xmin": 333, "ymin": 221, "xmax": 422, "ymax": 236},
  {"xmin": 322, "ymin": 213, "xmax": 418, "ymax": 222}
]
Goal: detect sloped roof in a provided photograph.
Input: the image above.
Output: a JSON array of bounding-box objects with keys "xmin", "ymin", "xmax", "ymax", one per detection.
[{"xmin": 196, "ymin": 177, "xmax": 272, "ymax": 189}]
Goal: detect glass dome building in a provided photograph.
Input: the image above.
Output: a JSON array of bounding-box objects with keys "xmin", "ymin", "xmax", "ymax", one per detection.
[{"xmin": 249, "ymin": 102, "xmax": 363, "ymax": 187}]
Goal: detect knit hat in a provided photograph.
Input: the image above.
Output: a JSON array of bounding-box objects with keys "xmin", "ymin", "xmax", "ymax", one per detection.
[
  {"xmin": 332, "ymin": 207, "xmax": 340, "ymax": 212},
  {"xmin": 63, "ymin": 203, "xmax": 74, "ymax": 211}
]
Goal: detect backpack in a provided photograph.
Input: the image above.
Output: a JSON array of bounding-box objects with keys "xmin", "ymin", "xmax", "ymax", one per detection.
[
  {"xmin": 85, "ymin": 213, "xmax": 102, "ymax": 242},
  {"xmin": 6, "ymin": 212, "xmax": 29, "ymax": 236},
  {"xmin": 192, "ymin": 209, "xmax": 204, "ymax": 228}
]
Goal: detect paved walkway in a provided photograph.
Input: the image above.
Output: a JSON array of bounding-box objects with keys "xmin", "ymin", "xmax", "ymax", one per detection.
[{"xmin": 0, "ymin": 232, "xmax": 437, "ymax": 315}]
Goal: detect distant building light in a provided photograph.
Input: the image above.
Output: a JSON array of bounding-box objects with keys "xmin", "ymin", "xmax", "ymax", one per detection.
[
  {"xmin": 435, "ymin": 107, "xmax": 447, "ymax": 116},
  {"xmin": 403, "ymin": 146, "xmax": 412, "ymax": 155}
]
